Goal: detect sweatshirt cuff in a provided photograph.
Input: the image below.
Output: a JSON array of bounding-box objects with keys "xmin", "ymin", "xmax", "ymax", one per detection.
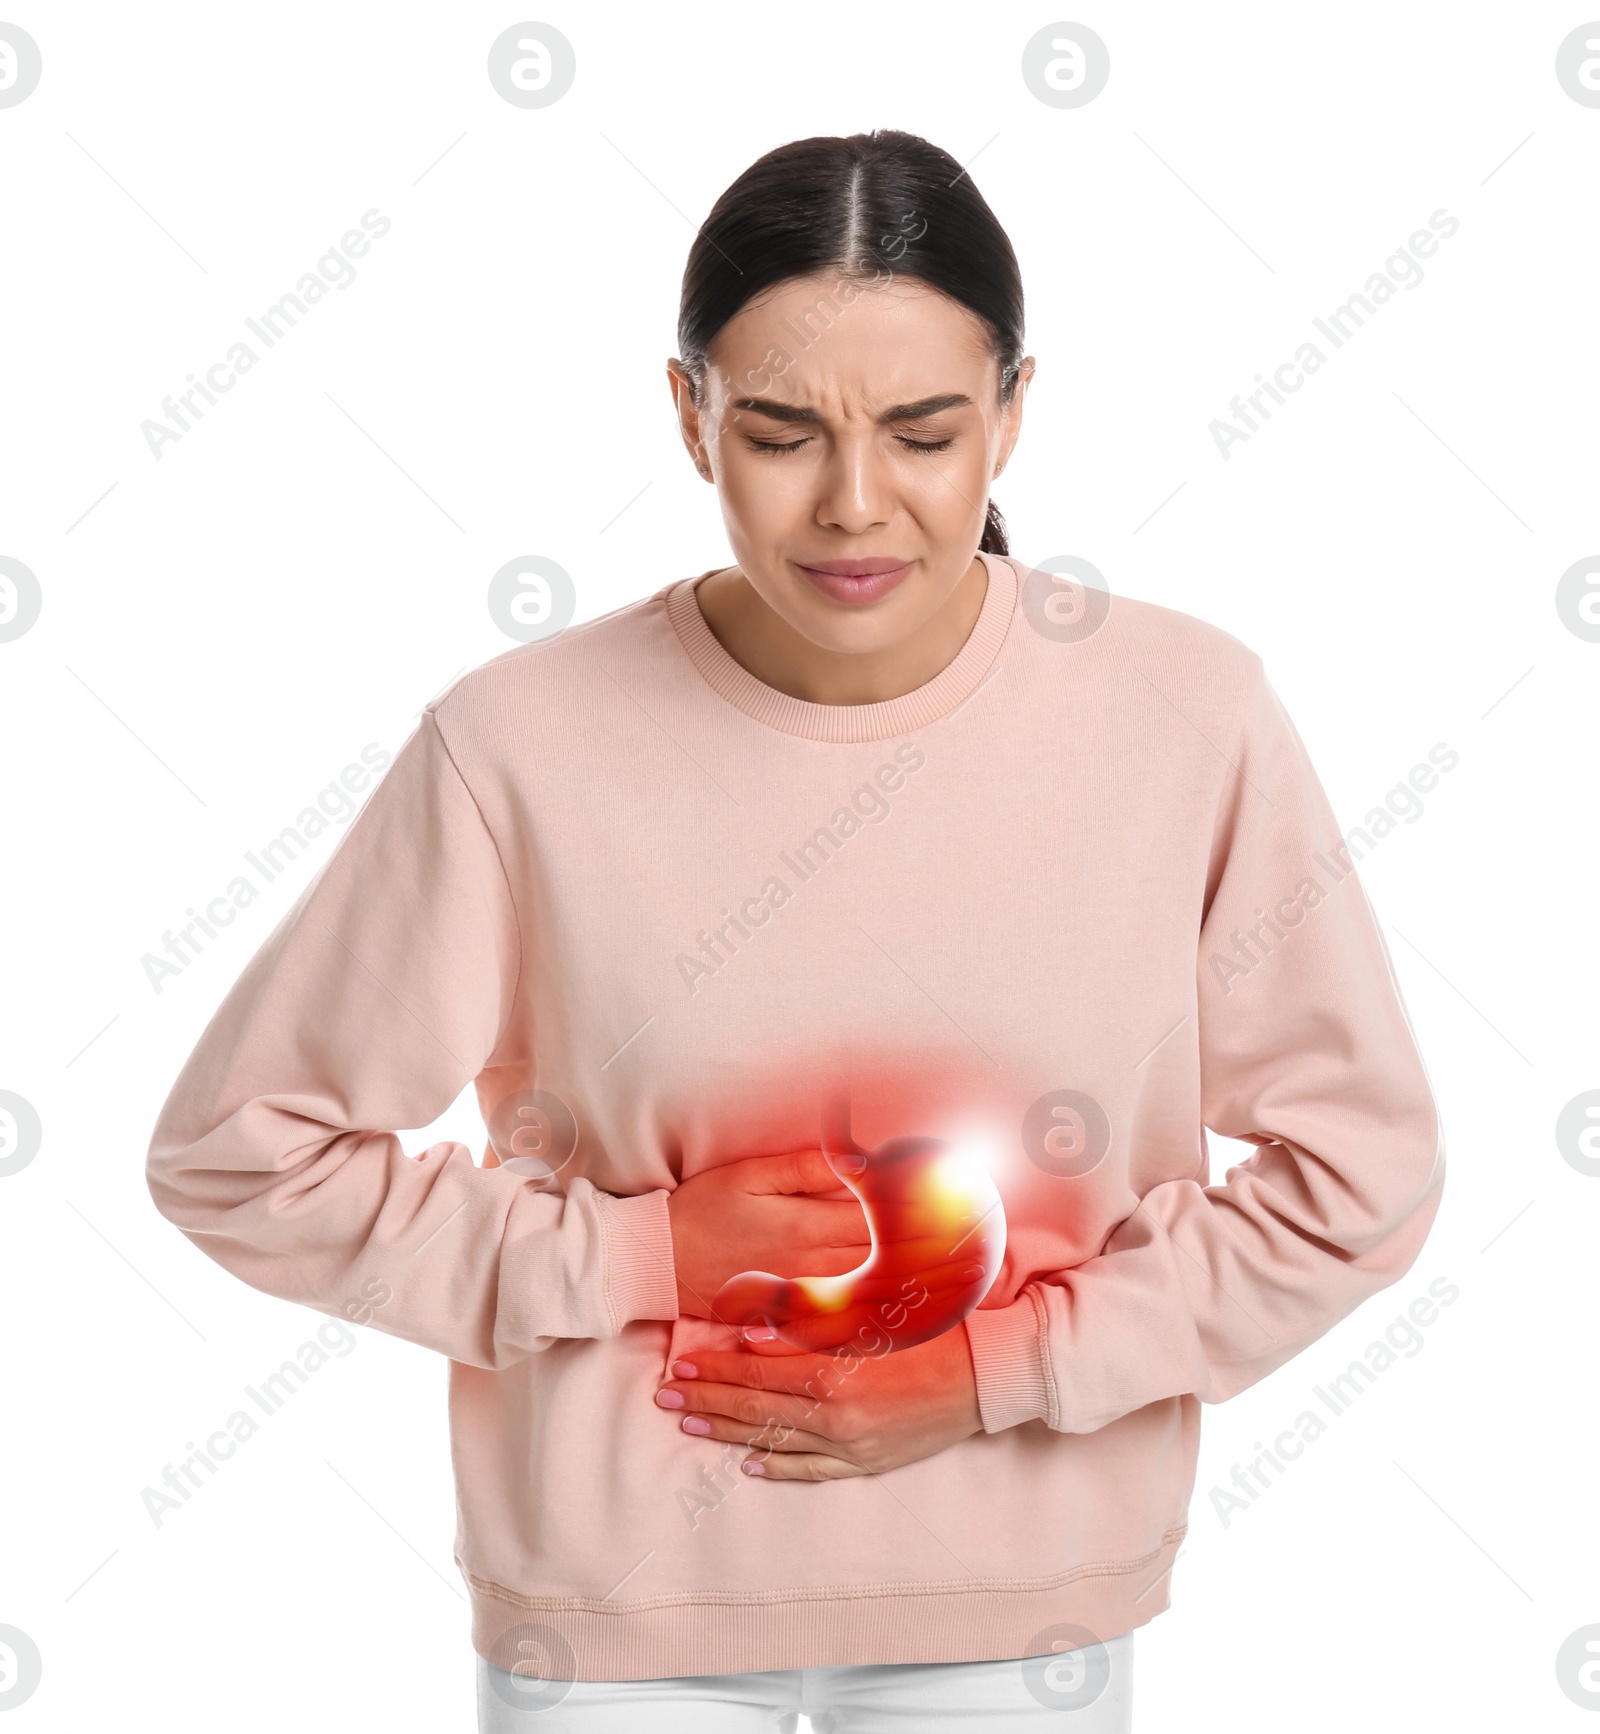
[
  {"xmin": 597, "ymin": 1188, "xmax": 680, "ymax": 1327},
  {"xmin": 964, "ymin": 1290, "xmax": 1052, "ymax": 1432}
]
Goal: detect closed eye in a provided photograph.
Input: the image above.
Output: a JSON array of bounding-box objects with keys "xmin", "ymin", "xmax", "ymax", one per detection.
[{"xmin": 746, "ymin": 434, "xmax": 956, "ymax": 456}]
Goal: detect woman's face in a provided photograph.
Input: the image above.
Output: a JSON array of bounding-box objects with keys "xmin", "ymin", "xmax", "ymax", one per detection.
[{"xmin": 669, "ymin": 271, "xmax": 1033, "ymax": 657}]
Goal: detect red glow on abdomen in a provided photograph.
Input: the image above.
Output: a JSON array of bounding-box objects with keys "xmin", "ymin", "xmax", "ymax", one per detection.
[{"xmin": 713, "ymin": 1095, "xmax": 1006, "ymax": 1354}]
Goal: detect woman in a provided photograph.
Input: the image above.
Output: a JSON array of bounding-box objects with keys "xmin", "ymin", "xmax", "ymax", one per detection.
[{"xmin": 147, "ymin": 129, "xmax": 1443, "ymax": 1731}]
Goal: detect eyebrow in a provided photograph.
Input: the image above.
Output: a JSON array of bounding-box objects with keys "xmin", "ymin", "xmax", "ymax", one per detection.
[{"xmin": 728, "ymin": 392, "xmax": 973, "ymax": 426}]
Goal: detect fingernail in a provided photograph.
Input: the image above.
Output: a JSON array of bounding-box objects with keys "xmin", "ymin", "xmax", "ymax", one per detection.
[
  {"xmin": 671, "ymin": 1360, "xmax": 698, "ymax": 1379},
  {"xmin": 743, "ymin": 1324, "xmax": 778, "ymax": 1343},
  {"xmin": 681, "ymin": 1416, "xmax": 711, "ymax": 1435},
  {"xmin": 959, "ymin": 1265, "xmax": 987, "ymax": 1283},
  {"xmin": 742, "ymin": 1459, "xmax": 766, "ymax": 1475},
  {"xmin": 655, "ymin": 1388, "xmax": 684, "ymax": 1408}
]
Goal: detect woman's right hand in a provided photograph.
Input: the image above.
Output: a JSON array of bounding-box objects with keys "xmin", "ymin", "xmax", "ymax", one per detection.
[{"xmin": 667, "ymin": 1149, "xmax": 870, "ymax": 1320}]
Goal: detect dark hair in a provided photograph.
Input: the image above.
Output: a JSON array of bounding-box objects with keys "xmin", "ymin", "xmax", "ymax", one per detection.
[{"xmin": 677, "ymin": 129, "xmax": 1025, "ymax": 557}]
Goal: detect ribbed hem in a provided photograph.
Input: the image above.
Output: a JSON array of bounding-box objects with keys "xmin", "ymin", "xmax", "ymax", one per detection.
[
  {"xmin": 463, "ymin": 1526, "xmax": 1183, "ymax": 1680},
  {"xmin": 965, "ymin": 1293, "xmax": 1052, "ymax": 1432},
  {"xmin": 664, "ymin": 552, "xmax": 1019, "ymax": 741},
  {"xmin": 596, "ymin": 1189, "xmax": 679, "ymax": 1327}
]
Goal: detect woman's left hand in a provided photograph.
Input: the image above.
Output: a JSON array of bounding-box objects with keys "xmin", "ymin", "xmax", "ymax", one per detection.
[{"xmin": 654, "ymin": 1322, "xmax": 982, "ymax": 1480}]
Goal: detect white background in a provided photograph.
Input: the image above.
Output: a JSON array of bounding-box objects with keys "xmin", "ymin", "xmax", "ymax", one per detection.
[{"xmin": 2, "ymin": 2, "xmax": 1596, "ymax": 1728}]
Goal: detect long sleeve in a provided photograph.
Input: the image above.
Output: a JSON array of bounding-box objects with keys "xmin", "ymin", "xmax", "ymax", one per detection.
[
  {"xmin": 965, "ymin": 656, "xmax": 1445, "ymax": 1433},
  {"xmin": 145, "ymin": 704, "xmax": 679, "ymax": 1369}
]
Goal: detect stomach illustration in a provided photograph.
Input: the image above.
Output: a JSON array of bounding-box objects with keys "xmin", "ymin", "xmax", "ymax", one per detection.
[{"xmin": 713, "ymin": 1094, "xmax": 1006, "ymax": 1354}]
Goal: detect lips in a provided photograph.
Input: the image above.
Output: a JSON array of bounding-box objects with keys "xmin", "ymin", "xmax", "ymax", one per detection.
[{"xmin": 793, "ymin": 556, "xmax": 915, "ymax": 605}]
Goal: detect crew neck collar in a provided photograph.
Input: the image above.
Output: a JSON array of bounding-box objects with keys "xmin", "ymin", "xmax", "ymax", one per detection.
[{"xmin": 664, "ymin": 550, "xmax": 1018, "ymax": 743}]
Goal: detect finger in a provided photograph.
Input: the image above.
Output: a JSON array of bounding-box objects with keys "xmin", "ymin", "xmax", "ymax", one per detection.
[
  {"xmin": 784, "ymin": 1250, "xmax": 987, "ymax": 1306},
  {"xmin": 665, "ymin": 1366, "xmax": 867, "ymax": 1440},
  {"xmin": 824, "ymin": 1240, "xmax": 992, "ymax": 1284},
  {"xmin": 727, "ymin": 1328, "xmax": 816, "ymax": 1358},
  {"xmin": 658, "ymin": 1378, "xmax": 822, "ymax": 1431},
  {"xmin": 672, "ymin": 1348, "xmax": 837, "ymax": 1392},
  {"xmin": 740, "ymin": 1147, "xmax": 856, "ymax": 1197},
  {"xmin": 738, "ymin": 1328, "xmax": 834, "ymax": 1357},
  {"xmin": 774, "ymin": 1198, "xmax": 872, "ymax": 1244},
  {"xmin": 775, "ymin": 1245, "xmax": 873, "ymax": 1280},
  {"xmin": 745, "ymin": 1450, "xmax": 867, "ymax": 1482},
  {"xmin": 733, "ymin": 1300, "xmax": 912, "ymax": 1356},
  {"xmin": 676, "ymin": 1410, "xmax": 841, "ymax": 1455}
]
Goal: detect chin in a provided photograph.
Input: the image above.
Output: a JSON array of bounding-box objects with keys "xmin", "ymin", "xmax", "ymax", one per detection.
[{"xmin": 790, "ymin": 588, "xmax": 923, "ymax": 654}]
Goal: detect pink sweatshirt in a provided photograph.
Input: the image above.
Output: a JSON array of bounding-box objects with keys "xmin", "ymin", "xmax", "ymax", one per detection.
[{"xmin": 146, "ymin": 551, "xmax": 1444, "ymax": 1679}]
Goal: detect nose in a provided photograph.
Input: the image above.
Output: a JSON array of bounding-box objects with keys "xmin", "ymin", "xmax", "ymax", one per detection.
[{"xmin": 812, "ymin": 428, "xmax": 894, "ymax": 536}]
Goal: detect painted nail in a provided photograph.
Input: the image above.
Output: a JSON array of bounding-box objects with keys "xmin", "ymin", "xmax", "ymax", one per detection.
[
  {"xmin": 743, "ymin": 1324, "xmax": 778, "ymax": 1343},
  {"xmin": 681, "ymin": 1415, "xmax": 711, "ymax": 1435},
  {"xmin": 742, "ymin": 1459, "xmax": 767, "ymax": 1475},
  {"xmin": 655, "ymin": 1388, "xmax": 684, "ymax": 1408},
  {"xmin": 671, "ymin": 1360, "xmax": 698, "ymax": 1379}
]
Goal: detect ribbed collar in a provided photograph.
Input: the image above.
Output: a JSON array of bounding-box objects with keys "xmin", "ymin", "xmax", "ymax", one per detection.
[{"xmin": 664, "ymin": 550, "xmax": 1018, "ymax": 743}]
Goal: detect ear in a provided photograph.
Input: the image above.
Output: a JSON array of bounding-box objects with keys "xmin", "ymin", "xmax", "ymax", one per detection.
[
  {"xmin": 995, "ymin": 354, "xmax": 1035, "ymax": 474},
  {"xmin": 665, "ymin": 357, "xmax": 708, "ymax": 475}
]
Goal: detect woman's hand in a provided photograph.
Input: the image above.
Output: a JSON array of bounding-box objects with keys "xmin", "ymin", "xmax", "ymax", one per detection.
[
  {"xmin": 653, "ymin": 1321, "xmax": 982, "ymax": 1479},
  {"xmin": 667, "ymin": 1149, "xmax": 869, "ymax": 1319}
]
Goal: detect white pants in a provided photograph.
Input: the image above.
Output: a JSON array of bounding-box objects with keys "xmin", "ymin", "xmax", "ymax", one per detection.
[{"xmin": 476, "ymin": 1630, "xmax": 1133, "ymax": 1731}]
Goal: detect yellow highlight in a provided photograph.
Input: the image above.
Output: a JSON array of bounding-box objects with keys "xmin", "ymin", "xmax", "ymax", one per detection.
[
  {"xmin": 714, "ymin": 1112, "xmax": 1008, "ymax": 1354},
  {"xmin": 926, "ymin": 1148, "xmax": 990, "ymax": 1215}
]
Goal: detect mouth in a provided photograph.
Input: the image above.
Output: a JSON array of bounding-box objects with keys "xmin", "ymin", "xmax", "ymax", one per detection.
[{"xmin": 792, "ymin": 556, "xmax": 916, "ymax": 605}]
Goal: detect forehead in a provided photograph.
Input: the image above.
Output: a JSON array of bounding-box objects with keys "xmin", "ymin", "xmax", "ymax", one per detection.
[{"xmin": 705, "ymin": 272, "xmax": 996, "ymax": 405}]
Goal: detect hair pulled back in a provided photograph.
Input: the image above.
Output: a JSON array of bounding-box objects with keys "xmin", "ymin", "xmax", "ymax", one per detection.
[{"xmin": 677, "ymin": 129, "xmax": 1025, "ymax": 555}]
